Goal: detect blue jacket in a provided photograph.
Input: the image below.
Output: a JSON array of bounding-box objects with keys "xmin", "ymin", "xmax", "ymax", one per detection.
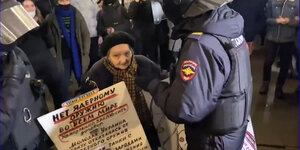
[
  {"xmin": 147, "ymin": 5, "xmax": 252, "ymax": 150},
  {"xmin": 265, "ymin": 0, "xmax": 299, "ymax": 43}
]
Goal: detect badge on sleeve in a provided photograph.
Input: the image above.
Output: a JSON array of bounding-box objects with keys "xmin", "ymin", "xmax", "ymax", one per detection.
[{"xmin": 181, "ymin": 60, "xmax": 198, "ymax": 81}]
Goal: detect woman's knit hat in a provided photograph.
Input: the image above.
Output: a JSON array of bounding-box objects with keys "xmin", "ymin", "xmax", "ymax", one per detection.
[{"xmin": 101, "ymin": 31, "xmax": 135, "ymax": 56}]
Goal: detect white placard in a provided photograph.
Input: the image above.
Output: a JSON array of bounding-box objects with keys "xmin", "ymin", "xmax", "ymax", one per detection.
[{"xmin": 38, "ymin": 82, "xmax": 151, "ymax": 150}]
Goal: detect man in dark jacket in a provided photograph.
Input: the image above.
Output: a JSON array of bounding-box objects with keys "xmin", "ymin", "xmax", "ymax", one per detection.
[
  {"xmin": 228, "ymin": 0, "xmax": 268, "ymax": 55},
  {"xmin": 136, "ymin": 0, "xmax": 253, "ymax": 149},
  {"xmin": 259, "ymin": 0, "xmax": 299, "ymax": 99},
  {"xmin": 45, "ymin": 0, "xmax": 90, "ymax": 100},
  {"xmin": 128, "ymin": 0, "xmax": 157, "ymax": 59},
  {"xmin": 96, "ymin": 0, "xmax": 131, "ymax": 38},
  {"xmin": 128, "ymin": 0, "xmax": 175, "ymax": 69}
]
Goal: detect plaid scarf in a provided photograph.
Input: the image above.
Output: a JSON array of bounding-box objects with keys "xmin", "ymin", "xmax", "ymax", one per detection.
[{"xmin": 103, "ymin": 57, "xmax": 153, "ymax": 127}]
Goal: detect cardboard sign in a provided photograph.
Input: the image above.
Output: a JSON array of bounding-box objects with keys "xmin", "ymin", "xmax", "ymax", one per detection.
[
  {"xmin": 242, "ymin": 117, "xmax": 257, "ymax": 150},
  {"xmin": 38, "ymin": 82, "xmax": 151, "ymax": 150}
]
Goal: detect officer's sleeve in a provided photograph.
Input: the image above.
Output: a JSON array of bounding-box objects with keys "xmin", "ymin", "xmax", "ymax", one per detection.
[
  {"xmin": 148, "ymin": 40, "xmax": 227, "ymax": 124},
  {"xmin": 1, "ymin": 79, "xmax": 22, "ymax": 144}
]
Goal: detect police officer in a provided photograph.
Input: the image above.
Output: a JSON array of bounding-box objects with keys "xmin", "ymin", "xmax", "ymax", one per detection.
[
  {"xmin": 136, "ymin": 0, "xmax": 253, "ymax": 149},
  {"xmin": 1, "ymin": 0, "xmax": 49, "ymax": 149}
]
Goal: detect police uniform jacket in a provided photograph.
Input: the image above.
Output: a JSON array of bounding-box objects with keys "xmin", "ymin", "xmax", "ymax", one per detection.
[
  {"xmin": 147, "ymin": 5, "xmax": 252, "ymax": 150},
  {"xmin": 1, "ymin": 45, "xmax": 48, "ymax": 150}
]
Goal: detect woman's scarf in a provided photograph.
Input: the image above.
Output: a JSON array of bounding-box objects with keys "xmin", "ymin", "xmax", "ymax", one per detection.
[
  {"xmin": 103, "ymin": 57, "xmax": 138, "ymax": 101},
  {"xmin": 103, "ymin": 57, "xmax": 153, "ymax": 127},
  {"xmin": 55, "ymin": 6, "xmax": 82, "ymax": 81}
]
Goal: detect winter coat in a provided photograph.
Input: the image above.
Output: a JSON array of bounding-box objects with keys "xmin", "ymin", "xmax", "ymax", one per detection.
[
  {"xmin": 1, "ymin": 45, "xmax": 49, "ymax": 150},
  {"xmin": 35, "ymin": 0, "xmax": 55, "ymax": 18},
  {"xmin": 45, "ymin": 5, "xmax": 90, "ymax": 74},
  {"xmin": 265, "ymin": 0, "xmax": 299, "ymax": 43},
  {"xmin": 71, "ymin": 0, "xmax": 100, "ymax": 37},
  {"xmin": 84, "ymin": 55, "xmax": 160, "ymax": 92},
  {"xmin": 147, "ymin": 5, "xmax": 252, "ymax": 150},
  {"xmin": 96, "ymin": 1, "xmax": 132, "ymax": 37},
  {"xmin": 17, "ymin": 27, "xmax": 69, "ymax": 104},
  {"xmin": 82, "ymin": 55, "xmax": 161, "ymax": 126},
  {"xmin": 128, "ymin": 0, "xmax": 156, "ymax": 40}
]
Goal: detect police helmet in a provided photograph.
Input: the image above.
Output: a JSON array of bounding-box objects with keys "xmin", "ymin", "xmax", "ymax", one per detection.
[{"xmin": 162, "ymin": 0, "xmax": 233, "ymax": 25}]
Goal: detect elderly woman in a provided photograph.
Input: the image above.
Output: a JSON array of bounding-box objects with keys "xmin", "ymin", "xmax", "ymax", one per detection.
[{"xmin": 82, "ymin": 31, "xmax": 163, "ymax": 149}]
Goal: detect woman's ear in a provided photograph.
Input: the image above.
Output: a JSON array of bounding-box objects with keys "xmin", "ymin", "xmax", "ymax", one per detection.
[{"xmin": 130, "ymin": 48, "xmax": 134, "ymax": 56}]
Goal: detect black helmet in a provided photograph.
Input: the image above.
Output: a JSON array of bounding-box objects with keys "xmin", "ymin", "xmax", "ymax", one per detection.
[
  {"xmin": 162, "ymin": 0, "xmax": 192, "ymax": 25},
  {"xmin": 162, "ymin": 0, "xmax": 233, "ymax": 25}
]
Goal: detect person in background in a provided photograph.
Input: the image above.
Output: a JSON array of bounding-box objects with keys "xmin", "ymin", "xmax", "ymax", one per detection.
[
  {"xmin": 34, "ymin": 0, "xmax": 55, "ymax": 18},
  {"xmin": 22, "ymin": 0, "xmax": 44, "ymax": 24},
  {"xmin": 228, "ymin": 0, "xmax": 267, "ymax": 55},
  {"xmin": 45, "ymin": 0, "xmax": 90, "ymax": 100},
  {"xmin": 70, "ymin": 0, "xmax": 101, "ymax": 68},
  {"xmin": 96, "ymin": 0, "xmax": 131, "ymax": 38},
  {"xmin": 128, "ymin": 0, "xmax": 175, "ymax": 70},
  {"xmin": 18, "ymin": 0, "xmax": 68, "ymax": 109},
  {"xmin": 128, "ymin": 0, "xmax": 158, "ymax": 61},
  {"xmin": 136, "ymin": 0, "xmax": 253, "ymax": 149},
  {"xmin": 81, "ymin": 31, "xmax": 164, "ymax": 149},
  {"xmin": 293, "ymin": 18, "xmax": 299, "ymax": 94},
  {"xmin": 259, "ymin": 0, "xmax": 299, "ymax": 99}
]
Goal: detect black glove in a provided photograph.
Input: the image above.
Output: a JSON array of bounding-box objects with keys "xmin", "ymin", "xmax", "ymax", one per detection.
[
  {"xmin": 169, "ymin": 62, "xmax": 176, "ymax": 84},
  {"xmin": 136, "ymin": 71, "xmax": 168, "ymax": 91},
  {"xmin": 136, "ymin": 74, "xmax": 156, "ymax": 91},
  {"xmin": 136, "ymin": 57, "xmax": 169, "ymax": 91},
  {"xmin": 1, "ymin": 50, "xmax": 26, "ymax": 83}
]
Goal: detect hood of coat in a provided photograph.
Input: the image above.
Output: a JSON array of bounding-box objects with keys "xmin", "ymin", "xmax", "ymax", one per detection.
[
  {"xmin": 171, "ymin": 5, "xmax": 244, "ymax": 39},
  {"xmin": 103, "ymin": 0, "xmax": 120, "ymax": 8}
]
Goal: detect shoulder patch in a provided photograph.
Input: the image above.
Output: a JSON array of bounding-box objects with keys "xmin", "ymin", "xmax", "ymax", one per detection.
[{"xmin": 181, "ymin": 60, "xmax": 198, "ymax": 81}]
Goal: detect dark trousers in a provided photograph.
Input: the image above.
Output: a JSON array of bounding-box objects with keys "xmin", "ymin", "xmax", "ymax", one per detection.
[
  {"xmin": 43, "ymin": 66, "xmax": 69, "ymax": 109},
  {"xmin": 144, "ymin": 126, "xmax": 161, "ymax": 150},
  {"xmin": 57, "ymin": 58, "xmax": 73, "ymax": 109},
  {"xmin": 88, "ymin": 37, "xmax": 101, "ymax": 69},
  {"xmin": 22, "ymin": 45, "xmax": 69, "ymax": 110},
  {"xmin": 133, "ymin": 26, "xmax": 158, "ymax": 63},
  {"xmin": 262, "ymin": 40, "xmax": 294, "ymax": 88}
]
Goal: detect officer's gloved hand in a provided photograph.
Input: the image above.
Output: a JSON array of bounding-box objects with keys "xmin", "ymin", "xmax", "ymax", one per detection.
[
  {"xmin": 136, "ymin": 71, "xmax": 168, "ymax": 91},
  {"xmin": 2, "ymin": 50, "xmax": 26, "ymax": 83}
]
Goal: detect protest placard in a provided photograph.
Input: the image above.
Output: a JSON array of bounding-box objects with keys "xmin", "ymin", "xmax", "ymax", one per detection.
[{"xmin": 38, "ymin": 82, "xmax": 151, "ymax": 150}]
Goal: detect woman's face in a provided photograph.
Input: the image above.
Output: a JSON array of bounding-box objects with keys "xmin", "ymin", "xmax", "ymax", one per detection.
[
  {"xmin": 107, "ymin": 44, "xmax": 133, "ymax": 70},
  {"xmin": 22, "ymin": 0, "xmax": 36, "ymax": 12},
  {"xmin": 58, "ymin": 0, "xmax": 71, "ymax": 5}
]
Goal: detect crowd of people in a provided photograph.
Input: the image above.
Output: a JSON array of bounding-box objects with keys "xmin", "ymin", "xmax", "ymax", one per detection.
[{"xmin": 1, "ymin": 0, "xmax": 298, "ymax": 149}]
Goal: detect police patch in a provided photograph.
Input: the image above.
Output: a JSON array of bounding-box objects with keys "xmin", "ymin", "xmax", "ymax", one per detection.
[{"xmin": 181, "ymin": 60, "xmax": 198, "ymax": 81}]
